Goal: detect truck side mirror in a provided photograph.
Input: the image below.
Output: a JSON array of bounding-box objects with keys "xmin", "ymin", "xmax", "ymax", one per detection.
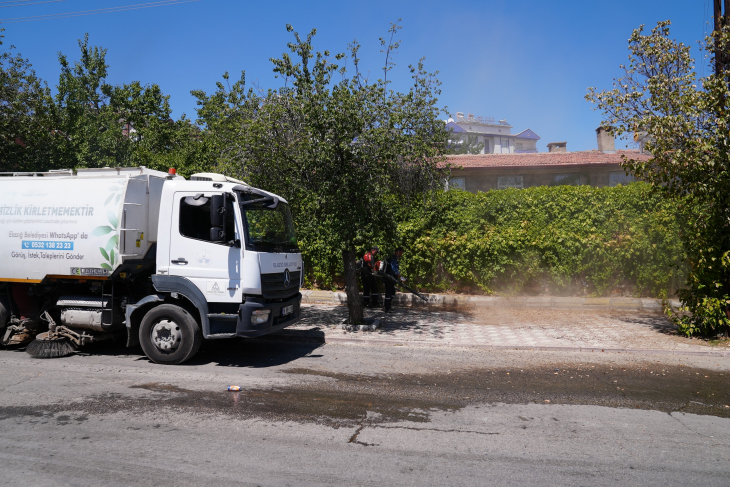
[
  {"xmin": 210, "ymin": 194, "xmax": 225, "ymax": 226},
  {"xmin": 210, "ymin": 227, "xmax": 225, "ymax": 242},
  {"xmin": 210, "ymin": 194, "xmax": 225, "ymax": 242}
]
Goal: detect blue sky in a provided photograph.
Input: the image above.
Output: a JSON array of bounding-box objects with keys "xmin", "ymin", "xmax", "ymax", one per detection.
[{"xmin": 2, "ymin": 0, "xmax": 708, "ymax": 151}]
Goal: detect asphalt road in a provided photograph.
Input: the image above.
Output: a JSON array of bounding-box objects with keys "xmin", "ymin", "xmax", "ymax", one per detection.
[{"xmin": 0, "ymin": 331, "xmax": 729, "ymax": 486}]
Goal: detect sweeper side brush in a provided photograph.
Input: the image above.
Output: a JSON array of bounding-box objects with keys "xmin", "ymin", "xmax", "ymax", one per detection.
[
  {"xmin": 25, "ymin": 311, "xmax": 77, "ymax": 359},
  {"xmin": 26, "ymin": 332, "xmax": 76, "ymax": 359}
]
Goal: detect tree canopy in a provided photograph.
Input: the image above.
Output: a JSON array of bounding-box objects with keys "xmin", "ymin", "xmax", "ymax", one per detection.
[
  {"xmin": 0, "ymin": 32, "xmax": 203, "ymax": 174},
  {"xmin": 587, "ymin": 21, "xmax": 730, "ymax": 335},
  {"xmin": 0, "ymin": 28, "xmax": 56, "ymax": 172},
  {"xmin": 193, "ymin": 22, "xmax": 449, "ymax": 323}
]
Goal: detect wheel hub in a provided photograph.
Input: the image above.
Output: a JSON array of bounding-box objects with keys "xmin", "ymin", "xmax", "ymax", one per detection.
[{"xmin": 151, "ymin": 319, "xmax": 181, "ymax": 352}]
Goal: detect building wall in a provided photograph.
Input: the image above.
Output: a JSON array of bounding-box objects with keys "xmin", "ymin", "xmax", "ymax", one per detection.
[
  {"xmin": 480, "ymin": 135, "xmax": 490, "ymax": 154},
  {"xmin": 454, "ymin": 122, "xmax": 513, "ymax": 155},
  {"xmin": 455, "ymin": 122, "xmax": 512, "ymax": 136},
  {"xmin": 458, "ymin": 134, "xmax": 515, "ymax": 154},
  {"xmin": 449, "ymin": 165, "xmax": 636, "ymax": 192},
  {"xmin": 474, "ymin": 135, "xmax": 515, "ymax": 154},
  {"xmin": 514, "ymin": 139, "xmax": 537, "ymax": 152}
]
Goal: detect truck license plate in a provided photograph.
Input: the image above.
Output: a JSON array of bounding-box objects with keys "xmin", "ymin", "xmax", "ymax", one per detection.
[{"xmin": 281, "ymin": 305, "xmax": 294, "ymax": 316}]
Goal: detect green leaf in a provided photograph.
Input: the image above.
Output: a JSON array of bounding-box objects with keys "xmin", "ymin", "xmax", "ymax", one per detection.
[
  {"xmin": 99, "ymin": 247, "xmax": 109, "ymax": 261},
  {"xmin": 91, "ymin": 225, "xmax": 113, "ymax": 236},
  {"xmin": 109, "ymin": 249, "xmax": 115, "ymax": 265},
  {"xmin": 104, "ymin": 193, "xmax": 115, "ymax": 206},
  {"xmin": 107, "ymin": 211, "xmax": 118, "ymax": 228},
  {"xmin": 105, "ymin": 235, "xmax": 118, "ymax": 253},
  {"xmin": 100, "ymin": 263, "xmax": 113, "ymax": 271}
]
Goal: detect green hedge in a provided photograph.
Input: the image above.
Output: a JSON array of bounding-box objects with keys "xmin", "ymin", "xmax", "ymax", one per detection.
[{"xmin": 299, "ymin": 183, "xmax": 686, "ymax": 298}]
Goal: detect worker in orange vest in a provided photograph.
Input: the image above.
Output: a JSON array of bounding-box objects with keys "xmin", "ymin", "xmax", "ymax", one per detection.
[{"xmin": 360, "ymin": 246, "xmax": 380, "ymax": 307}]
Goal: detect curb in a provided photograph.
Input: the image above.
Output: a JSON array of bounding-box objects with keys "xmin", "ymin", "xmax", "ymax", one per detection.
[
  {"xmin": 300, "ymin": 290, "xmax": 676, "ymax": 313},
  {"xmin": 263, "ymin": 332, "xmax": 730, "ymax": 357}
]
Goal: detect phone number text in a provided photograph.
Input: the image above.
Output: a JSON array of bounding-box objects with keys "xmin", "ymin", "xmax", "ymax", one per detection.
[{"xmin": 21, "ymin": 240, "xmax": 74, "ymax": 250}]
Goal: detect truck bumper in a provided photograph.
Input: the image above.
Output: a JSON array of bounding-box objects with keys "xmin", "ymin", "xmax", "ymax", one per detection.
[{"xmin": 236, "ymin": 292, "xmax": 302, "ymax": 338}]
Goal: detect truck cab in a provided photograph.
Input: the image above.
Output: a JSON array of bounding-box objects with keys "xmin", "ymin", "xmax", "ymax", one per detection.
[{"xmin": 146, "ymin": 175, "xmax": 303, "ymax": 337}]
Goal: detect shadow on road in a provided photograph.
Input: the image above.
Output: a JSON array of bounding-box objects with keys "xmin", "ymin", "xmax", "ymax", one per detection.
[
  {"xmin": 192, "ymin": 334, "xmax": 325, "ymax": 368},
  {"xmin": 40, "ymin": 330, "xmax": 326, "ymax": 368}
]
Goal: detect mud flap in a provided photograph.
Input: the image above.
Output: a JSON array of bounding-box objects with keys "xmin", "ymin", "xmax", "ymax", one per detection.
[{"xmin": 124, "ymin": 294, "xmax": 165, "ymax": 348}]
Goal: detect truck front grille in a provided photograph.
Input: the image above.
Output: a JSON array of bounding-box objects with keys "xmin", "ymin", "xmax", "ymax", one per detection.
[{"xmin": 261, "ymin": 271, "xmax": 300, "ymax": 300}]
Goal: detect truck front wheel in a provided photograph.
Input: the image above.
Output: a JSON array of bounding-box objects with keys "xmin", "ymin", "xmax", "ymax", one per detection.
[{"xmin": 139, "ymin": 304, "xmax": 202, "ymax": 365}]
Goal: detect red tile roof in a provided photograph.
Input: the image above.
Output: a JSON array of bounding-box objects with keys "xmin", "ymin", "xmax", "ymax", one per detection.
[{"xmin": 446, "ymin": 150, "xmax": 651, "ymax": 168}]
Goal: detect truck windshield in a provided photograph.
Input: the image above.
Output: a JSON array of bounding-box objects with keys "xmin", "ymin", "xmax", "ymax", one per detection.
[{"xmin": 237, "ymin": 194, "xmax": 299, "ymax": 252}]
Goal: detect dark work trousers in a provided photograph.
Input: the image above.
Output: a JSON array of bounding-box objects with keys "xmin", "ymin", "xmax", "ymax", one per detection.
[
  {"xmin": 362, "ymin": 274, "xmax": 379, "ymax": 307},
  {"xmin": 384, "ymin": 279, "xmax": 396, "ymax": 311}
]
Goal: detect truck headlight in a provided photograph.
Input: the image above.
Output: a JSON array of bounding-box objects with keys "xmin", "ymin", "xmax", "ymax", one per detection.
[{"xmin": 251, "ymin": 309, "xmax": 270, "ymax": 324}]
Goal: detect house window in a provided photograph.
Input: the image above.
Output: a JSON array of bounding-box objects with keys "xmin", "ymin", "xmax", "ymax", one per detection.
[
  {"xmin": 554, "ymin": 173, "xmax": 581, "ymax": 186},
  {"xmin": 499, "ymin": 137, "xmax": 513, "ymax": 153},
  {"xmin": 609, "ymin": 172, "xmax": 636, "ymax": 187},
  {"xmin": 497, "ymin": 175, "xmax": 523, "ymax": 189},
  {"xmin": 449, "ymin": 177, "xmax": 466, "ymax": 190},
  {"xmin": 516, "ymin": 142, "xmax": 523, "ymax": 150}
]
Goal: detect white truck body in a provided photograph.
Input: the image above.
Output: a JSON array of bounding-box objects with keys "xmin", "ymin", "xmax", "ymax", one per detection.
[
  {"xmin": 0, "ymin": 167, "xmax": 303, "ymax": 364},
  {"xmin": 0, "ymin": 170, "xmax": 158, "ymax": 281}
]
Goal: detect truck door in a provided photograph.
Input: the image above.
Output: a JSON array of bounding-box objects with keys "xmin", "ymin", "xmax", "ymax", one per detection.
[{"xmin": 168, "ymin": 192, "xmax": 242, "ymax": 303}]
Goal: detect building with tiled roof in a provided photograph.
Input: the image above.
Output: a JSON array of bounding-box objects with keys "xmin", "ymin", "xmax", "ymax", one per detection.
[{"xmin": 446, "ymin": 128, "xmax": 650, "ymax": 191}]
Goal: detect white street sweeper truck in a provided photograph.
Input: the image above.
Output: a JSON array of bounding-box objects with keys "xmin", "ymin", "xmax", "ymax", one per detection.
[{"xmin": 0, "ymin": 167, "xmax": 303, "ymax": 364}]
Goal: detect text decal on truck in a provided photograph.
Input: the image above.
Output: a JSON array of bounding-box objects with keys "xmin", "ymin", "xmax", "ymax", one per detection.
[{"xmin": 22, "ymin": 240, "xmax": 74, "ymax": 250}]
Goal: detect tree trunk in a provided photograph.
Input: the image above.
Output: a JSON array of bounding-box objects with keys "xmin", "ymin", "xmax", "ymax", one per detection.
[{"xmin": 342, "ymin": 249, "xmax": 364, "ymax": 324}]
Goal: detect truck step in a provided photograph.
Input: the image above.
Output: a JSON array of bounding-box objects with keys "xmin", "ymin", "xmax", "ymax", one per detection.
[
  {"xmin": 206, "ymin": 333, "xmax": 237, "ymax": 339},
  {"xmin": 207, "ymin": 313, "xmax": 238, "ymax": 321},
  {"xmin": 57, "ymin": 296, "xmax": 110, "ymax": 308}
]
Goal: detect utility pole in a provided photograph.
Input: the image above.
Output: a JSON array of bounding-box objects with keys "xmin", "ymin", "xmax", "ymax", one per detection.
[
  {"xmin": 716, "ymin": 2, "xmax": 730, "ymax": 339},
  {"xmin": 714, "ymin": 0, "xmax": 730, "ymax": 76}
]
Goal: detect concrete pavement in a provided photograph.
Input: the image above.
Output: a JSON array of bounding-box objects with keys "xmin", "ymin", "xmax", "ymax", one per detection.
[
  {"xmin": 0, "ymin": 336, "xmax": 729, "ymax": 486},
  {"xmin": 280, "ymin": 304, "xmax": 730, "ymax": 356},
  {"xmin": 1, "ymin": 305, "xmax": 729, "ymax": 485}
]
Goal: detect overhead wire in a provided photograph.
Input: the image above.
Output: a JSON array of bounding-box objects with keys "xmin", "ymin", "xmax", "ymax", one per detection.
[
  {"xmin": 0, "ymin": 0, "xmax": 47, "ymax": 5},
  {"xmin": 0, "ymin": 0, "xmax": 200, "ymax": 23},
  {"xmin": 0, "ymin": 1, "xmax": 67, "ymax": 8}
]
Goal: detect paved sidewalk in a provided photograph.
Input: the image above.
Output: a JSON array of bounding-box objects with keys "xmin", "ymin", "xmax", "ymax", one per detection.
[{"xmin": 274, "ymin": 304, "xmax": 730, "ymax": 357}]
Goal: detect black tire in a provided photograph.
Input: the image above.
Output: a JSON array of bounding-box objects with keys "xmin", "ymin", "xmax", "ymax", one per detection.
[
  {"xmin": 139, "ymin": 304, "xmax": 202, "ymax": 365},
  {"xmin": 0, "ymin": 295, "xmax": 10, "ymax": 346}
]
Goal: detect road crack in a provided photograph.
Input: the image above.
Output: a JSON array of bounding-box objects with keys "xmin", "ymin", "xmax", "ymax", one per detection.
[
  {"xmin": 0, "ymin": 373, "xmax": 40, "ymax": 393},
  {"xmin": 348, "ymin": 422, "xmax": 499, "ymax": 444},
  {"xmin": 668, "ymin": 406, "xmax": 712, "ymax": 439},
  {"xmin": 371, "ymin": 424, "xmax": 499, "ymax": 436},
  {"xmin": 348, "ymin": 424, "xmax": 376, "ymax": 446}
]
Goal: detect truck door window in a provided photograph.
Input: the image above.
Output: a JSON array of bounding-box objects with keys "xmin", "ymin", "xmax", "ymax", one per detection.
[{"xmin": 179, "ymin": 195, "xmax": 236, "ymax": 244}]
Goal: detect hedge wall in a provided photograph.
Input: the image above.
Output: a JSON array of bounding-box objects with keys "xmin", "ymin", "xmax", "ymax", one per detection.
[{"xmin": 300, "ymin": 183, "xmax": 686, "ymax": 298}]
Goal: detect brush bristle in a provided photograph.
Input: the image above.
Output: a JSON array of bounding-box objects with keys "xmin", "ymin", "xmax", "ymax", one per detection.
[{"xmin": 26, "ymin": 338, "xmax": 76, "ymax": 359}]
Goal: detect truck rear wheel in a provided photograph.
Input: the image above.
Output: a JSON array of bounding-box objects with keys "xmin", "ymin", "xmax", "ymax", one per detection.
[{"xmin": 139, "ymin": 304, "xmax": 202, "ymax": 365}]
